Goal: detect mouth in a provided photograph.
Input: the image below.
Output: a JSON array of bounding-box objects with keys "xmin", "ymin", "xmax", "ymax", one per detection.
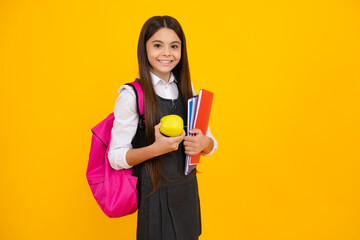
[{"xmin": 157, "ymin": 60, "xmax": 173, "ymax": 66}]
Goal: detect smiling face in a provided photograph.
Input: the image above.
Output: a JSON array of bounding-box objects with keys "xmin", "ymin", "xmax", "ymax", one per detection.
[{"xmin": 146, "ymin": 28, "xmax": 181, "ymax": 82}]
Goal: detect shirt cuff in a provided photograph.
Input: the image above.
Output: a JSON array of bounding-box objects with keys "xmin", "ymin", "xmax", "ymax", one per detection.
[
  {"xmin": 108, "ymin": 147, "xmax": 133, "ymax": 170},
  {"xmin": 201, "ymin": 135, "xmax": 218, "ymax": 156}
]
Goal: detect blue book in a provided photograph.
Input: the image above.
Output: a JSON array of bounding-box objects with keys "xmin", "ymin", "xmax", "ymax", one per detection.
[{"xmin": 185, "ymin": 96, "xmax": 198, "ymax": 175}]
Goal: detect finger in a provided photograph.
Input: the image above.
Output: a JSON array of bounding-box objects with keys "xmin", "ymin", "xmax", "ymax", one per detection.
[
  {"xmin": 173, "ymin": 130, "xmax": 185, "ymax": 141},
  {"xmin": 189, "ymin": 128, "xmax": 202, "ymax": 135},
  {"xmin": 154, "ymin": 123, "xmax": 162, "ymax": 136},
  {"xmin": 154, "ymin": 122, "xmax": 161, "ymax": 129},
  {"xmin": 184, "ymin": 135, "xmax": 196, "ymax": 142},
  {"xmin": 184, "ymin": 146, "xmax": 195, "ymax": 153},
  {"xmin": 180, "ymin": 130, "xmax": 186, "ymax": 139},
  {"xmin": 185, "ymin": 150, "xmax": 196, "ymax": 156},
  {"xmin": 186, "ymin": 148, "xmax": 201, "ymax": 155},
  {"xmin": 184, "ymin": 139, "xmax": 196, "ymax": 147}
]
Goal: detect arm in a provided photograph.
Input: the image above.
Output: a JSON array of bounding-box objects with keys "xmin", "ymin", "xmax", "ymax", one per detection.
[
  {"xmin": 202, "ymin": 127, "xmax": 218, "ymax": 156},
  {"xmin": 108, "ymin": 85, "xmax": 185, "ymax": 169},
  {"xmin": 108, "ymin": 85, "xmax": 138, "ymax": 170},
  {"xmin": 125, "ymin": 124, "xmax": 185, "ymax": 166}
]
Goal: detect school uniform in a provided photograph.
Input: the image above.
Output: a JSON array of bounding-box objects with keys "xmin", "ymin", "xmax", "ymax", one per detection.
[{"xmin": 108, "ymin": 72, "xmax": 217, "ymax": 240}]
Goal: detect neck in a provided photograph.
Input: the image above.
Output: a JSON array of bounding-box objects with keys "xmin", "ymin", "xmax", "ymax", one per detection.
[{"xmin": 150, "ymin": 70, "xmax": 170, "ymax": 83}]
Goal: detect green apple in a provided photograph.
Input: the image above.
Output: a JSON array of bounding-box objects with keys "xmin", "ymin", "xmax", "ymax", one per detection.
[{"xmin": 160, "ymin": 114, "xmax": 184, "ymax": 137}]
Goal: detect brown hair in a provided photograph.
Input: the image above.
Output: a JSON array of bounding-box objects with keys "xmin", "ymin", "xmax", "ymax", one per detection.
[{"xmin": 137, "ymin": 16, "xmax": 193, "ymax": 193}]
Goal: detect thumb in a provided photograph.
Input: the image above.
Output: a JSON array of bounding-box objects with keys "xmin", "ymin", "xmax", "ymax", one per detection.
[
  {"xmin": 189, "ymin": 128, "xmax": 202, "ymax": 135},
  {"xmin": 154, "ymin": 123, "xmax": 161, "ymax": 138},
  {"xmin": 154, "ymin": 122, "xmax": 161, "ymax": 130}
]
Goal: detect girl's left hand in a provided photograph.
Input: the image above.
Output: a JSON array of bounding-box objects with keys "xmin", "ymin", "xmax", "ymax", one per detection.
[{"xmin": 183, "ymin": 129, "xmax": 212, "ymax": 156}]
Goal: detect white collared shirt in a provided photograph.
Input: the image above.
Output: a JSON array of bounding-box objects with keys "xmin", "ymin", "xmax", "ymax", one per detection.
[{"xmin": 108, "ymin": 72, "xmax": 218, "ymax": 170}]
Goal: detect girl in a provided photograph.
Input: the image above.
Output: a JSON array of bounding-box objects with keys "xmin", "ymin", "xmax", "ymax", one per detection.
[{"xmin": 108, "ymin": 15, "xmax": 217, "ymax": 240}]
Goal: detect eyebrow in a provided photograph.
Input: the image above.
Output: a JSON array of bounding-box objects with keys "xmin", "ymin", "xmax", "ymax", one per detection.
[{"xmin": 152, "ymin": 40, "xmax": 181, "ymax": 44}]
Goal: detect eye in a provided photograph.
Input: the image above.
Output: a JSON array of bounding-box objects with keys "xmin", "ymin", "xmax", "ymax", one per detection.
[
  {"xmin": 171, "ymin": 45, "xmax": 179, "ymax": 49},
  {"xmin": 154, "ymin": 44, "xmax": 161, "ymax": 48}
]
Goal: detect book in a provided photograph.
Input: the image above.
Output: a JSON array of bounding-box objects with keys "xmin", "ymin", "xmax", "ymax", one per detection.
[
  {"xmin": 185, "ymin": 89, "xmax": 214, "ymax": 175},
  {"xmin": 185, "ymin": 97, "xmax": 198, "ymax": 175}
]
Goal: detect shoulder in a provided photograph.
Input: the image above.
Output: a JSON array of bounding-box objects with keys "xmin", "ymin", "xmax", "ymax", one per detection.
[
  {"xmin": 114, "ymin": 83, "xmax": 138, "ymax": 112},
  {"xmin": 118, "ymin": 84, "xmax": 137, "ymax": 97}
]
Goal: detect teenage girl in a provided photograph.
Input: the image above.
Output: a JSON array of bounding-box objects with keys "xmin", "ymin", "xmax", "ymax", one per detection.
[{"xmin": 108, "ymin": 15, "xmax": 217, "ymax": 240}]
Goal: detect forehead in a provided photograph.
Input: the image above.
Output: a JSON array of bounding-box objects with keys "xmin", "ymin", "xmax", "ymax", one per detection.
[{"xmin": 148, "ymin": 28, "xmax": 181, "ymax": 43}]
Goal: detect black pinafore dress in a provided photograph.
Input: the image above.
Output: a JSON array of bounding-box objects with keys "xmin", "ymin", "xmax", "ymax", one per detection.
[{"xmin": 131, "ymin": 90, "xmax": 201, "ymax": 240}]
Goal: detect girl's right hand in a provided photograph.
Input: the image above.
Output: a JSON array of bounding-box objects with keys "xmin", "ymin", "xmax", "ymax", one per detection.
[{"xmin": 153, "ymin": 123, "xmax": 185, "ymax": 155}]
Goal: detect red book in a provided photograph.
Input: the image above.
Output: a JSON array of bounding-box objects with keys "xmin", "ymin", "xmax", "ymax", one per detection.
[{"xmin": 190, "ymin": 89, "xmax": 214, "ymax": 165}]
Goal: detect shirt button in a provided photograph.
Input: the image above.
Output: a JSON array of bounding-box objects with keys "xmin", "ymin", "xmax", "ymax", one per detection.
[{"xmin": 165, "ymin": 86, "xmax": 168, "ymax": 90}]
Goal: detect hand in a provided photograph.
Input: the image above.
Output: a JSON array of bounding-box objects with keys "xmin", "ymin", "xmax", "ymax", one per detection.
[
  {"xmin": 184, "ymin": 129, "xmax": 211, "ymax": 156},
  {"xmin": 153, "ymin": 123, "xmax": 185, "ymax": 155}
]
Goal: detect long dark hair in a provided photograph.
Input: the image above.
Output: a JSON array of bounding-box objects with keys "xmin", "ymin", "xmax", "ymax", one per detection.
[{"xmin": 137, "ymin": 16, "xmax": 193, "ymax": 193}]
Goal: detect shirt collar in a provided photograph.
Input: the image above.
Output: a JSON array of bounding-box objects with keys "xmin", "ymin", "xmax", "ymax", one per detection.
[{"xmin": 150, "ymin": 72, "xmax": 176, "ymax": 86}]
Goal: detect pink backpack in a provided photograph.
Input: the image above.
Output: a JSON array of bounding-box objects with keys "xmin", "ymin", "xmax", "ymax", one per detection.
[{"xmin": 86, "ymin": 81, "xmax": 144, "ymax": 218}]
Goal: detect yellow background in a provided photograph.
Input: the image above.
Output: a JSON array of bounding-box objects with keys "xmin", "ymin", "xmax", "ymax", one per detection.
[{"xmin": 1, "ymin": 0, "xmax": 359, "ymax": 239}]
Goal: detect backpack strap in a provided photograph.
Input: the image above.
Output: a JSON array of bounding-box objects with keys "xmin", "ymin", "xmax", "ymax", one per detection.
[{"xmin": 126, "ymin": 81, "xmax": 144, "ymax": 119}]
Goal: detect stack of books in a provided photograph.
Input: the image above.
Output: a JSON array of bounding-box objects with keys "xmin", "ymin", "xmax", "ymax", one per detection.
[{"xmin": 185, "ymin": 89, "xmax": 214, "ymax": 175}]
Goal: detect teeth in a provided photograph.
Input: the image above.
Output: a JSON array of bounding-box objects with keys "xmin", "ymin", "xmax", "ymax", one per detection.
[{"xmin": 159, "ymin": 60, "xmax": 171, "ymax": 63}]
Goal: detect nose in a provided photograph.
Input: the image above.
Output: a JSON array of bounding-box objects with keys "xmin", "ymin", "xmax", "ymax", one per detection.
[{"xmin": 162, "ymin": 46, "xmax": 171, "ymax": 56}]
